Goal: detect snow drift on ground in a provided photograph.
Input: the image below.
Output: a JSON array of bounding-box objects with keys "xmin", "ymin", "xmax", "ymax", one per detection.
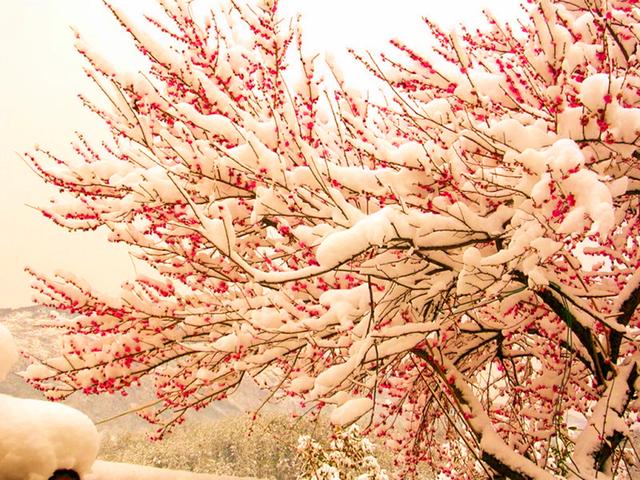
[
  {"xmin": 0, "ymin": 394, "xmax": 99, "ymax": 480},
  {"xmin": 86, "ymin": 461, "xmax": 258, "ymax": 480}
]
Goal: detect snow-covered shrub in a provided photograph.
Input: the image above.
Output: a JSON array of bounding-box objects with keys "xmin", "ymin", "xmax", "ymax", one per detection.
[
  {"xmin": 24, "ymin": 0, "xmax": 640, "ymax": 477},
  {"xmin": 297, "ymin": 425, "xmax": 388, "ymax": 480}
]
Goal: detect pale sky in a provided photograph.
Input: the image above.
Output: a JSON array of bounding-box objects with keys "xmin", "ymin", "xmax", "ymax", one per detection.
[{"xmin": 0, "ymin": 0, "xmax": 521, "ymax": 308}]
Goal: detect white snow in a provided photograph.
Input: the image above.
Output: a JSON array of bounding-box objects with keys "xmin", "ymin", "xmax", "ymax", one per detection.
[
  {"xmin": 0, "ymin": 394, "xmax": 99, "ymax": 480},
  {"xmin": 462, "ymin": 246, "xmax": 482, "ymax": 268},
  {"xmin": 561, "ymin": 169, "xmax": 614, "ymax": 238},
  {"xmin": 529, "ymin": 237, "xmax": 562, "ymax": 261},
  {"xmin": 330, "ymin": 397, "xmax": 374, "ymax": 426},
  {"xmin": 579, "ymin": 73, "xmax": 612, "ymax": 111},
  {"xmin": 316, "ymin": 208, "xmax": 395, "ymax": 267},
  {"xmin": 289, "ymin": 375, "xmax": 316, "ymax": 393}
]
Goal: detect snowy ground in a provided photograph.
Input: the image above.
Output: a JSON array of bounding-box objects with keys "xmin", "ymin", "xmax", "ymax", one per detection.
[{"xmin": 87, "ymin": 461, "xmax": 258, "ymax": 480}]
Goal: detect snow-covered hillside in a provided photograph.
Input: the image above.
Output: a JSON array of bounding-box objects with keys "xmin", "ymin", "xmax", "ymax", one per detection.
[{"xmin": 0, "ymin": 306, "xmax": 268, "ymax": 430}]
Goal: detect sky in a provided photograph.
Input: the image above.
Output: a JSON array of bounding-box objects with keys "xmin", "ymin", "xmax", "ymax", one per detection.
[{"xmin": 0, "ymin": 0, "xmax": 522, "ymax": 308}]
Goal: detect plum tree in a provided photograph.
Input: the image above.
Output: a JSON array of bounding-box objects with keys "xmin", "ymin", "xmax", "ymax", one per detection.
[{"xmin": 25, "ymin": 0, "xmax": 640, "ymax": 478}]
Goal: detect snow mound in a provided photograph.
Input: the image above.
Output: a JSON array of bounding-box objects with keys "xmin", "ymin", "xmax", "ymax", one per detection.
[
  {"xmin": 0, "ymin": 394, "xmax": 98, "ymax": 480},
  {"xmin": 86, "ymin": 460, "xmax": 259, "ymax": 480}
]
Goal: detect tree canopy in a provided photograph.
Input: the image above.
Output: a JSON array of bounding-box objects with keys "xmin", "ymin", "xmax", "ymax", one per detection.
[{"xmin": 25, "ymin": 0, "xmax": 640, "ymax": 477}]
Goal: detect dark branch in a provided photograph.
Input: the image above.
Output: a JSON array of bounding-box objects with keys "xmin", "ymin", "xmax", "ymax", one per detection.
[
  {"xmin": 610, "ymin": 283, "xmax": 640, "ymax": 365},
  {"xmin": 482, "ymin": 452, "xmax": 535, "ymax": 480},
  {"xmin": 513, "ymin": 271, "xmax": 609, "ymax": 385},
  {"xmin": 594, "ymin": 363, "xmax": 639, "ymax": 472}
]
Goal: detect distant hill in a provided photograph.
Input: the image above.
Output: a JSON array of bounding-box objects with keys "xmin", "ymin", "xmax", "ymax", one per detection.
[{"xmin": 0, "ymin": 306, "xmax": 275, "ymax": 432}]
